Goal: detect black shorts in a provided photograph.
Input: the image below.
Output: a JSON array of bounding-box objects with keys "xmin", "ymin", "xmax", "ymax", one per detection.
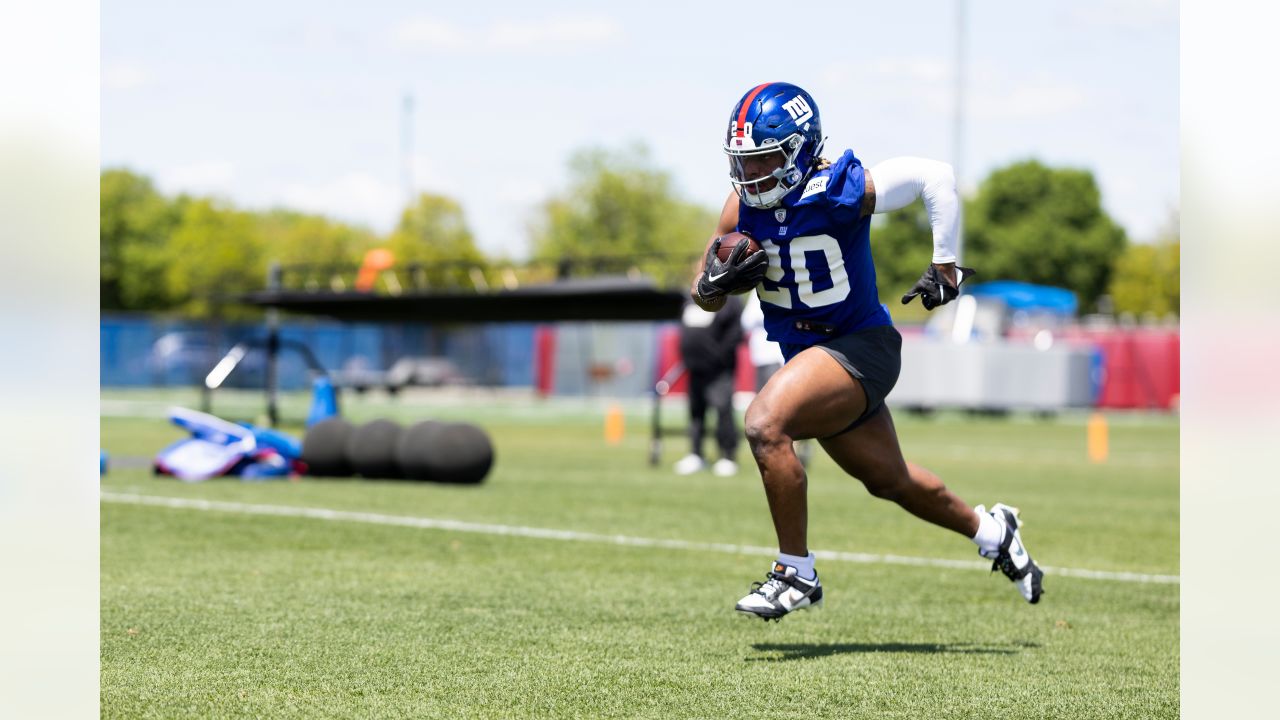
[{"xmin": 784, "ymin": 324, "xmax": 902, "ymax": 436}]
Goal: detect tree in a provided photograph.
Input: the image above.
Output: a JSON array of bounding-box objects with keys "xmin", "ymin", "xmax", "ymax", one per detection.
[
  {"xmin": 962, "ymin": 160, "xmax": 1127, "ymax": 311},
  {"xmin": 100, "ymin": 168, "xmax": 180, "ymax": 311},
  {"xmin": 386, "ymin": 193, "xmax": 486, "ymax": 289},
  {"xmin": 163, "ymin": 198, "xmax": 265, "ymax": 317},
  {"xmin": 1109, "ymin": 211, "xmax": 1179, "ymax": 316},
  {"xmin": 101, "ymin": 170, "xmax": 494, "ymax": 314},
  {"xmin": 255, "ymin": 209, "xmax": 378, "ymax": 289},
  {"xmin": 529, "ymin": 144, "xmax": 717, "ymax": 286}
]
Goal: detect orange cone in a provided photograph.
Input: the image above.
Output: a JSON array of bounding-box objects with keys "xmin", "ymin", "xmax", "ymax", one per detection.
[
  {"xmin": 604, "ymin": 404, "xmax": 625, "ymax": 445},
  {"xmin": 1087, "ymin": 413, "xmax": 1109, "ymax": 463}
]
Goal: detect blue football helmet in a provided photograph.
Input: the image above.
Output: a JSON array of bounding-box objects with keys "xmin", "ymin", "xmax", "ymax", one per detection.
[{"xmin": 723, "ymin": 82, "xmax": 825, "ymax": 208}]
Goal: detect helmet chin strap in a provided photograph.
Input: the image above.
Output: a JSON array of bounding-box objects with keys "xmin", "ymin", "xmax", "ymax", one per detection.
[{"xmin": 742, "ymin": 181, "xmax": 789, "ymax": 209}]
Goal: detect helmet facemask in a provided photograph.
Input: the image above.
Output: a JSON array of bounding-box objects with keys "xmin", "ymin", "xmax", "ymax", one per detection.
[{"xmin": 725, "ymin": 133, "xmax": 811, "ymax": 209}]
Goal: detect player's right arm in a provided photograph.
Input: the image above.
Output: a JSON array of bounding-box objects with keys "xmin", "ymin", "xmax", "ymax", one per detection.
[{"xmin": 689, "ymin": 192, "xmax": 741, "ymax": 311}]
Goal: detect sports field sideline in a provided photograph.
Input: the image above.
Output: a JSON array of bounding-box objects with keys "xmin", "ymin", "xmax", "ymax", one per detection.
[{"xmin": 101, "ymin": 388, "xmax": 1178, "ymax": 718}]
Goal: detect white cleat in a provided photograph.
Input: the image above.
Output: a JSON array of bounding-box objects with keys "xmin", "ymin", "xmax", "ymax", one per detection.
[
  {"xmin": 711, "ymin": 458, "xmax": 739, "ymax": 477},
  {"xmin": 673, "ymin": 454, "xmax": 706, "ymax": 475},
  {"xmin": 977, "ymin": 503, "xmax": 1045, "ymax": 604},
  {"xmin": 734, "ymin": 562, "xmax": 823, "ymax": 621}
]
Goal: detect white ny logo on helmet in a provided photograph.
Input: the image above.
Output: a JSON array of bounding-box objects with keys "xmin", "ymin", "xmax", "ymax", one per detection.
[{"xmin": 781, "ymin": 96, "xmax": 813, "ymax": 125}]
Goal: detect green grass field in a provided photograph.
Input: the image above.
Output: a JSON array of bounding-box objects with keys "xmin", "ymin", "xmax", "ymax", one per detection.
[{"xmin": 101, "ymin": 389, "xmax": 1179, "ymax": 718}]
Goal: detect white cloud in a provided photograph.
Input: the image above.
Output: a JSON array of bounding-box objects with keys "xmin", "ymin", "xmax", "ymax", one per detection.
[
  {"xmin": 971, "ymin": 85, "xmax": 1089, "ymax": 120},
  {"xmin": 392, "ymin": 17, "xmax": 469, "ymax": 53},
  {"xmin": 274, "ymin": 172, "xmax": 403, "ymax": 232},
  {"xmin": 1097, "ymin": 168, "xmax": 1179, "ymax": 242},
  {"xmin": 407, "ymin": 153, "xmax": 447, "ymax": 195},
  {"xmin": 473, "ymin": 178, "xmax": 553, "ymax": 258},
  {"xmin": 493, "ymin": 176, "xmax": 550, "ymax": 210},
  {"xmin": 157, "ymin": 161, "xmax": 236, "ymax": 197},
  {"xmin": 102, "ymin": 61, "xmax": 149, "ymax": 91},
  {"xmin": 469, "ymin": 207, "xmax": 534, "ymax": 260},
  {"xmin": 832, "ymin": 57, "xmax": 955, "ymax": 117},
  {"xmin": 856, "ymin": 56, "xmax": 1090, "ymax": 121},
  {"xmin": 1069, "ymin": 0, "xmax": 1177, "ymax": 31},
  {"xmin": 486, "ymin": 16, "xmax": 622, "ymax": 51},
  {"xmin": 870, "ymin": 57, "xmax": 952, "ymax": 85},
  {"xmin": 391, "ymin": 14, "xmax": 622, "ymax": 54}
]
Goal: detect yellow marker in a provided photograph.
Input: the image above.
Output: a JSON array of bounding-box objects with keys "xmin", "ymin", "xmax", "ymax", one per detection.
[
  {"xmin": 604, "ymin": 404, "xmax": 625, "ymax": 445},
  {"xmin": 1087, "ymin": 412, "xmax": 1109, "ymax": 463}
]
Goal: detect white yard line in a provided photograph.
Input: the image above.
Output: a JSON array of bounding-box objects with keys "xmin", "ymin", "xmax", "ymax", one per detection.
[{"xmin": 101, "ymin": 491, "xmax": 1180, "ymax": 585}]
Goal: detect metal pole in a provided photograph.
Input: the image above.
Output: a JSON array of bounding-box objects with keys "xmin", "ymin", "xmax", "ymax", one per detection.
[
  {"xmin": 201, "ymin": 305, "xmax": 219, "ymax": 414},
  {"xmin": 401, "ymin": 93, "xmax": 414, "ymax": 208},
  {"xmin": 954, "ymin": 0, "xmax": 967, "ymax": 266},
  {"xmin": 265, "ymin": 262, "xmax": 282, "ymax": 427}
]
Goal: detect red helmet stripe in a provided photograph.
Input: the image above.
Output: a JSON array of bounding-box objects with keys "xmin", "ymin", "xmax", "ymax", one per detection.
[{"xmin": 735, "ymin": 83, "xmax": 773, "ymax": 137}]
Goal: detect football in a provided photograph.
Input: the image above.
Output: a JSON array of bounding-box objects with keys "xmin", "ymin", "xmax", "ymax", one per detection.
[{"xmin": 715, "ymin": 232, "xmax": 762, "ymax": 264}]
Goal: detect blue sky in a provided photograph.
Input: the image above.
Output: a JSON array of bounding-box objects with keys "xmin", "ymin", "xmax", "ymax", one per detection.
[{"xmin": 102, "ymin": 0, "xmax": 1178, "ymax": 259}]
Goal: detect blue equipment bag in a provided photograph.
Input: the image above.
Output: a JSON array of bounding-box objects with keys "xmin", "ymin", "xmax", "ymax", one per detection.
[{"xmin": 154, "ymin": 407, "xmax": 302, "ymax": 482}]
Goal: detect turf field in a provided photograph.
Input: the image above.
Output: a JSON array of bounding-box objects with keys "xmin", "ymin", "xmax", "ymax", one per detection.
[{"xmin": 101, "ymin": 389, "xmax": 1179, "ymax": 718}]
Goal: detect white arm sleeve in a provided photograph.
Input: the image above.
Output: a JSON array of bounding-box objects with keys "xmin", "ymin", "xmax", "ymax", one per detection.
[{"xmin": 868, "ymin": 156, "xmax": 959, "ymax": 264}]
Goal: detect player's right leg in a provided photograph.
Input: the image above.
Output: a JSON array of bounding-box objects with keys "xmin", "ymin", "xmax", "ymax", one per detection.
[
  {"xmin": 745, "ymin": 347, "xmax": 869, "ymax": 554},
  {"xmin": 734, "ymin": 347, "xmax": 868, "ymax": 620}
]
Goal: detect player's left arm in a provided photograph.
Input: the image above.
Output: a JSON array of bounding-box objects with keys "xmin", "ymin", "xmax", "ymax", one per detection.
[{"xmin": 862, "ymin": 157, "xmax": 975, "ymax": 309}]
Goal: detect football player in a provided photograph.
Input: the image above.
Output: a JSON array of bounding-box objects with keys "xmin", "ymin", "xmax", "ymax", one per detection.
[{"xmin": 692, "ymin": 82, "xmax": 1044, "ymax": 620}]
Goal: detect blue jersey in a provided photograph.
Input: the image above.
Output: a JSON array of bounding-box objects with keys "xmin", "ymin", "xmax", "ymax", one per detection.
[{"xmin": 737, "ymin": 149, "xmax": 892, "ymax": 355}]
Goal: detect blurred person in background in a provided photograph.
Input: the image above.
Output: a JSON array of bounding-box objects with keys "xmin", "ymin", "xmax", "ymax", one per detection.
[
  {"xmin": 674, "ymin": 295, "xmax": 744, "ymax": 477},
  {"xmin": 692, "ymin": 82, "xmax": 1043, "ymax": 621}
]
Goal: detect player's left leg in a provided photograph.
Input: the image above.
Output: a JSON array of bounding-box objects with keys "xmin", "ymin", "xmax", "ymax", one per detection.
[
  {"xmin": 744, "ymin": 347, "xmax": 870, "ymax": 555},
  {"xmin": 818, "ymin": 409, "xmax": 1045, "ymax": 604},
  {"xmin": 819, "ymin": 408, "xmax": 976, "ymax": 534}
]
